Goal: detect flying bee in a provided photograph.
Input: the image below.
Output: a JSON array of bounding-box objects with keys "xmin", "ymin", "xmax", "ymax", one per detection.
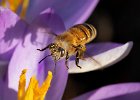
[{"xmin": 37, "ymin": 23, "xmax": 97, "ymax": 69}]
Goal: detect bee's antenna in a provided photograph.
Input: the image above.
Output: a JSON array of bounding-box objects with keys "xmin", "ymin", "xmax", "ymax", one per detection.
[
  {"xmin": 55, "ymin": 61, "xmax": 57, "ymax": 68},
  {"xmin": 37, "ymin": 44, "xmax": 51, "ymax": 51},
  {"xmin": 39, "ymin": 54, "xmax": 52, "ymax": 63},
  {"xmin": 53, "ymin": 60, "xmax": 57, "ymax": 74},
  {"xmin": 37, "ymin": 47, "xmax": 48, "ymax": 51}
]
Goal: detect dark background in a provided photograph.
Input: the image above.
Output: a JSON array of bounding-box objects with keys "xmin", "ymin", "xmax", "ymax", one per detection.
[{"xmin": 63, "ymin": 0, "xmax": 140, "ymax": 99}]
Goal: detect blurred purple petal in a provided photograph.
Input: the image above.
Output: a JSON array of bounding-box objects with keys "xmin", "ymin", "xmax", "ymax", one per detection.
[
  {"xmin": 8, "ymin": 8, "xmax": 66, "ymax": 93},
  {"xmin": 69, "ymin": 42, "xmax": 133, "ymax": 73},
  {"xmin": 73, "ymin": 83, "xmax": 140, "ymax": 100},
  {"xmin": 0, "ymin": 7, "xmax": 28, "ymax": 56},
  {"xmin": 0, "ymin": 60, "xmax": 8, "ymax": 81},
  {"xmin": 0, "ymin": 61, "xmax": 16, "ymax": 100},
  {"xmin": 0, "ymin": 79, "xmax": 17, "ymax": 100},
  {"xmin": 27, "ymin": 0, "xmax": 99, "ymax": 28}
]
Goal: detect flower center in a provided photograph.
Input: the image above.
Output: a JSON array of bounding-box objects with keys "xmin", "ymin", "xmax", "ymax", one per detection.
[
  {"xmin": 18, "ymin": 69, "xmax": 53, "ymax": 100},
  {"xmin": 0, "ymin": 0, "xmax": 29, "ymax": 19}
]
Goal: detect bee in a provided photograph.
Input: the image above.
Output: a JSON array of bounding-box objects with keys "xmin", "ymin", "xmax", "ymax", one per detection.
[{"xmin": 37, "ymin": 23, "xmax": 97, "ymax": 69}]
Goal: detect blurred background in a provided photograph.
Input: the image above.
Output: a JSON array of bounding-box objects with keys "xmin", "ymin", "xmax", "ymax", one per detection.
[{"xmin": 63, "ymin": 0, "xmax": 140, "ymax": 99}]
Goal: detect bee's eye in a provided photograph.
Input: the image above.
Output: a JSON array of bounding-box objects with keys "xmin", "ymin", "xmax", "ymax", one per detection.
[{"xmin": 58, "ymin": 47, "xmax": 65, "ymax": 57}]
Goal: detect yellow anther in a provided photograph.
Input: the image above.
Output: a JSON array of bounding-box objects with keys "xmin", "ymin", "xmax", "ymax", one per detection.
[
  {"xmin": 18, "ymin": 69, "xmax": 53, "ymax": 100},
  {"xmin": 23, "ymin": 76, "xmax": 37, "ymax": 100},
  {"xmin": 34, "ymin": 71, "xmax": 53, "ymax": 100},
  {"xmin": 18, "ymin": 69, "xmax": 27, "ymax": 100}
]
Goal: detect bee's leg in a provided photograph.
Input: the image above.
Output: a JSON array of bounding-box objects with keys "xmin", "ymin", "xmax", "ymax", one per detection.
[
  {"xmin": 65, "ymin": 52, "xmax": 69, "ymax": 69},
  {"xmin": 76, "ymin": 45, "xmax": 86, "ymax": 59},
  {"xmin": 38, "ymin": 54, "xmax": 52, "ymax": 63},
  {"xmin": 75, "ymin": 52, "xmax": 82, "ymax": 69},
  {"xmin": 73, "ymin": 44, "xmax": 86, "ymax": 69}
]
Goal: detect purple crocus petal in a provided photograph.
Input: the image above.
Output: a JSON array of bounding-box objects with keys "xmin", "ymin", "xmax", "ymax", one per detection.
[
  {"xmin": 69, "ymin": 42, "xmax": 133, "ymax": 73},
  {"xmin": 73, "ymin": 83, "xmax": 140, "ymax": 100},
  {"xmin": 44, "ymin": 59, "xmax": 68, "ymax": 100},
  {"xmin": 31, "ymin": 8, "xmax": 68, "ymax": 100},
  {"xmin": 8, "ymin": 8, "xmax": 66, "ymax": 92},
  {"xmin": 37, "ymin": 57, "xmax": 68, "ymax": 100},
  {"xmin": 31, "ymin": 8, "xmax": 65, "ymax": 35},
  {"xmin": 27, "ymin": 0, "xmax": 99, "ymax": 28},
  {"xmin": 0, "ymin": 7, "xmax": 27, "ymax": 56},
  {"xmin": 8, "ymin": 28, "xmax": 48, "ymax": 91}
]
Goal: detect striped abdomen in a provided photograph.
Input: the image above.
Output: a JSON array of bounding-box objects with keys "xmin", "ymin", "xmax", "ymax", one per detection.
[{"xmin": 68, "ymin": 23, "xmax": 97, "ymax": 44}]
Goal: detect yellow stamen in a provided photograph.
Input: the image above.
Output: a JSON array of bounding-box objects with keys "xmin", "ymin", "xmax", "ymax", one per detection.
[
  {"xmin": 8, "ymin": 0, "xmax": 23, "ymax": 12},
  {"xmin": 18, "ymin": 69, "xmax": 53, "ymax": 100},
  {"xmin": 20, "ymin": 0, "xmax": 29, "ymax": 19},
  {"xmin": 0, "ymin": 0, "xmax": 7, "ymax": 7},
  {"xmin": 0, "ymin": 0, "xmax": 29, "ymax": 18}
]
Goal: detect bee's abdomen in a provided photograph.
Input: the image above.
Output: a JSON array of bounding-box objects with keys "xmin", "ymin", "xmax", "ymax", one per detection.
[
  {"xmin": 69, "ymin": 23, "xmax": 97, "ymax": 44},
  {"xmin": 82, "ymin": 23, "xmax": 97, "ymax": 42}
]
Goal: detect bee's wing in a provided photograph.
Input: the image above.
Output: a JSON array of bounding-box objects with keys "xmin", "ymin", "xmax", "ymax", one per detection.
[
  {"xmin": 44, "ymin": 31, "xmax": 58, "ymax": 37},
  {"xmin": 39, "ymin": 27, "xmax": 58, "ymax": 37},
  {"xmin": 83, "ymin": 52, "xmax": 101, "ymax": 66},
  {"xmin": 49, "ymin": 31, "xmax": 58, "ymax": 36}
]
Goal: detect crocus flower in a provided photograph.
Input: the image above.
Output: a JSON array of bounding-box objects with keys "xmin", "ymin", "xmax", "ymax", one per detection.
[
  {"xmin": 0, "ymin": 0, "xmax": 134, "ymax": 100},
  {"xmin": 0, "ymin": 1, "xmax": 99, "ymax": 100}
]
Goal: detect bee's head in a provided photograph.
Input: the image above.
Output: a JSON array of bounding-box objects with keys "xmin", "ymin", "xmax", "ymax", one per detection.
[{"xmin": 48, "ymin": 43, "xmax": 65, "ymax": 61}]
